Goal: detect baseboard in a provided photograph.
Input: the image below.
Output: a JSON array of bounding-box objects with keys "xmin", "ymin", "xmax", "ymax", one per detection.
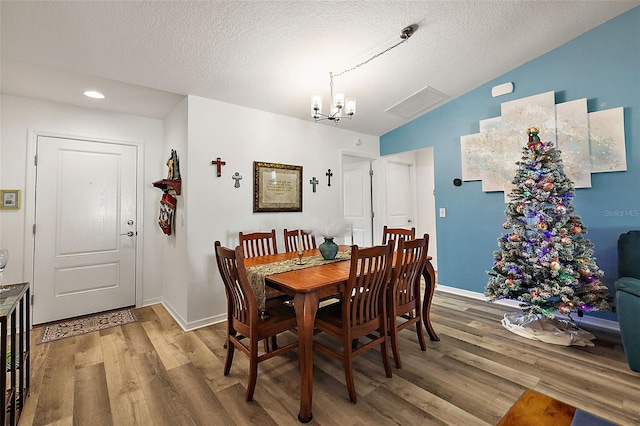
[
  {"xmin": 183, "ymin": 313, "xmax": 227, "ymax": 332},
  {"xmin": 436, "ymin": 284, "xmax": 620, "ymax": 336},
  {"xmin": 142, "ymin": 296, "xmax": 163, "ymax": 307},
  {"xmin": 143, "ymin": 297, "xmax": 226, "ymax": 332}
]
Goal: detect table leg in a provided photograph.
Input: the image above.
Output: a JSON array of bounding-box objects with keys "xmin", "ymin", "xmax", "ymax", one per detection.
[
  {"xmin": 294, "ymin": 292, "xmax": 319, "ymax": 423},
  {"xmin": 422, "ymin": 259, "xmax": 440, "ymax": 342}
]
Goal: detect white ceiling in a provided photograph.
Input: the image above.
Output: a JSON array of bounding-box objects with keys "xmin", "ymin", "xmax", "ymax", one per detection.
[{"xmin": 1, "ymin": 1, "xmax": 638, "ymax": 136}]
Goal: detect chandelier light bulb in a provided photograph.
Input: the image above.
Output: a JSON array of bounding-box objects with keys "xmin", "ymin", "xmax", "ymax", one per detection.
[
  {"xmin": 333, "ymin": 92, "xmax": 345, "ymax": 109},
  {"xmin": 345, "ymin": 98, "xmax": 356, "ymax": 115},
  {"xmin": 311, "ymin": 95, "xmax": 322, "ymax": 117}
]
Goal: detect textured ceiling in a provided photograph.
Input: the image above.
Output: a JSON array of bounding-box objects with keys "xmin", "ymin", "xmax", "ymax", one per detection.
[{"xmin": 1, "ymin": 1, "xmax": 638, "ymax": 136}]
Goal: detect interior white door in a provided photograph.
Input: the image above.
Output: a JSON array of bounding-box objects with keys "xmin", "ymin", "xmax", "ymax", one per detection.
[
  {"xmin": 386, "ymin": 160, "xmax": 415, "ymax": 229},
  {"xmin": 342, "ymin": 158, "xmax": 373, "ymax": 246},
  {"xmin": 33, "ymin": 136, "xmax": 137, "ymax": 324}
]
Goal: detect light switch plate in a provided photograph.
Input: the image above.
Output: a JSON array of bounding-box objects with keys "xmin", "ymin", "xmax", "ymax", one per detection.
[{"xmin": 439, "ymin": 208, "xmax": 446, "ymax": 217}]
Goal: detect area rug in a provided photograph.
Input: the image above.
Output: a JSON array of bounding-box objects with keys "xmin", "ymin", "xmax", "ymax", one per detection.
[
  {"xmin": 37, "ymin": 308, "xmax": 137, "ymax": 344},
  {"xmin": 498, "ymin": 390, "xmax": 618, "ymax": 426}
]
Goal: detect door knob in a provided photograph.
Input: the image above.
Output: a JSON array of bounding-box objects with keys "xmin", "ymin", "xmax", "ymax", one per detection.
[{"xmin": 120, "ymin": 231, "xmax": 134, "ymax": 237}]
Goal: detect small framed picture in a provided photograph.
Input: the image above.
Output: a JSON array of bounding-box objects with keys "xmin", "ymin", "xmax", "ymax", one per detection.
[{"xmin": 0, "ymin": 190, "xmax": 21, "ymax": 210}]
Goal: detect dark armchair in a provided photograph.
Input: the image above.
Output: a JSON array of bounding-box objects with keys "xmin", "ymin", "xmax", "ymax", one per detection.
[{"xmin": 614, "ymin": 230, "xmax": 640, "ymax": 372}]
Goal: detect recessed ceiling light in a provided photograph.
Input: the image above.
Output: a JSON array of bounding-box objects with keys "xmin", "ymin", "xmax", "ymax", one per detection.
[{"xmin": 84, "ymin": 90, "xmax": 105, "ymax": 99}]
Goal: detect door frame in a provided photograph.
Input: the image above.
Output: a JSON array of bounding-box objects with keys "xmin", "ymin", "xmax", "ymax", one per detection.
[
  {"xmin": 23, "ymin": 130, "xmax": 145, "ymax": 311},
  {"xmin": 340, "ymin": 150, "xmax": 378, "ymax": 247}
]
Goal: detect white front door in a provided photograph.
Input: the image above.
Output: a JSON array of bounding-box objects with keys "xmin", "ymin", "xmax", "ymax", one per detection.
[
  {"xmin": 386, "ymin": 160, "xmax": 415, "ymax": 229},
  {"xmin": 342, "ymin": 157, "xmax": 373, "ymax": 246},
  {"xmin": 33, "ymin": 136, "xmax": 137, "ymax": 324}
]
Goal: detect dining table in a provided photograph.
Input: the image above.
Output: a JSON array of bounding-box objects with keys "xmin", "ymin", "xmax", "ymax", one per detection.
[{"xmin": 244, "ymin": 246, "xmax": 439, "ymax": 423}]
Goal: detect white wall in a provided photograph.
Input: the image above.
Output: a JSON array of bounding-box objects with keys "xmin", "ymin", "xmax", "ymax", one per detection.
[
  {"xmin": 159, "ymin": 98, "xmax": 189, "ymax": 323},
  {"xmin": 0, "ymin": 94, "xmax": 166, "ymax": 303},
  {"xmin": 178, "ymin": 95, "xmax": 379, "ymax": 328}
]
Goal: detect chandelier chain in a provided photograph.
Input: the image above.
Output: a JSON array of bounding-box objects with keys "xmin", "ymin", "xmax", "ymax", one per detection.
[
  {"xmin": 333, "ymin": 36, "xmax": 410, "ymax": 78},
  {"xmin": 311, "ymin": 25, "xmax": 415, "ymax": 123}
]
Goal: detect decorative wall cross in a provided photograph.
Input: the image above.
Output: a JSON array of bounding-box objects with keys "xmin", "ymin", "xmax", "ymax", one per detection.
[
  {"xmin": 232, "ymin": 172, "xmax": 243, "ymax": 188},
  {"xmin": 309, "ymin": 177, "xmax": 319, "ymax": 193},
  {"xmin": 326, "ymin": 169, "xmax": 333, "ymax": 186},
  {"xmin": 211, "ymin": 157, "xmax": 226, "ymax": 177}
]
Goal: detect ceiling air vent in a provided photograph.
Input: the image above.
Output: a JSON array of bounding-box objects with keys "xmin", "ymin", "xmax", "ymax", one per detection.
[{"xmin": 385, "ymin": 86, "xmax": 448, "ymax": 118}]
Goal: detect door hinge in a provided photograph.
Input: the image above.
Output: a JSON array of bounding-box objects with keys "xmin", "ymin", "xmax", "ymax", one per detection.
[
  {"xmin": 369, "ymin": 169, "xmax": 374, "ymax": 176},
  {"xmin": 33, "ymin": 224, "xmax": 36, "ymax": 235},
  {"xmin": 370, "ymin": 211, "xmax": 375, "ymax": 218},
  {"xmin": 34, "ymin": 155, "xmax": 38, "ymax": 166},
  {"xmin": 31, "ymin": 294, "xmax": 34, "ymax": 305}
]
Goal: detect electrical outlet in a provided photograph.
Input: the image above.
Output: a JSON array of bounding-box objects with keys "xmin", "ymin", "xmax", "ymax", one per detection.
[{"xmin": 439, "ymin": 208, "xmax": 446, "ymax": 218}]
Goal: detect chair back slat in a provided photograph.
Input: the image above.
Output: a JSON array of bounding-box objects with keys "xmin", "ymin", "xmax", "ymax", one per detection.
[
  {"xmin": 382, "ymin": 226, "xmax": 416, "ymax": 250},
  {"xmin": 345, "ymin": 242, "xmax": 394, "ymax": 327},
  {"xmin": 215, "ymin": 241, "xmax": 258, "ymax": 327},
  {"xmin": 284, "ymin": 229, "xmax": 317, "ymax": 252},
  {"xmin": 239, "ymin": 229, "xmax": 278, "ymax": 257}
]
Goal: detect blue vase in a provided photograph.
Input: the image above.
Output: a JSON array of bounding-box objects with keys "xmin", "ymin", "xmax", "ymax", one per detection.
[{"xmin": 319, "ymin": 237, "xmax": 339, "ymax": 260}]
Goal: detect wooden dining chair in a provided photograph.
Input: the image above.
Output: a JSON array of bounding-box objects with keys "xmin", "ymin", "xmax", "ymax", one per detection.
[
  {"xmin": 239, "ymin": 229, "xmax": 278, "ymax": 258},
  {"xmin": 239, "ymin": 229, "xmax": 290, "ymax": 317},
  {"xmin": 382, "ymin": 225, "xmax": 416, "ymax": 250},
  {"xmin": 387, "ymin": 234, "xmax": 429, "ymax": 369},
  {"xmin": 283, "ymin": 228, "xmax": 317, "ymax": 252},
  {"xmin": 214, "ymin": 241, "xmax": 298, "ymax": 402},
  {"xmin": 313, "ymin": 242, "xmax": 395, "ymax": 403}
]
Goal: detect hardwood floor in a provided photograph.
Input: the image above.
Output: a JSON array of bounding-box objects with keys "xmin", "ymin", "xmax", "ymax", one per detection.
[{"xmin": 20, "ymin": 291, "xmax": 640, "ymax": 425}]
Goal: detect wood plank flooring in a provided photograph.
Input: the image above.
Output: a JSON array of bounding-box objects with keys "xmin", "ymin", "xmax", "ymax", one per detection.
[{"xmin": 20, "ymin": 291, "xmax": 640, "ymax": 425}]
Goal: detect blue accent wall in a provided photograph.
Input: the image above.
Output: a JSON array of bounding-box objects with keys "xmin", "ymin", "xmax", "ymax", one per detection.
[{"xmin": 380, "ymin": 7, "xmax": 640, "ymax": 320}]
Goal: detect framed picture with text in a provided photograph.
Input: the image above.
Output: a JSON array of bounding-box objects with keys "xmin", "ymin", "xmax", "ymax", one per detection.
[
  {"xmin": 253, "ymin": 162, "xmax": 302, "ymax": 212},
  {"xmin": 0, "ymin": 190, "xmax": 21, "ymax": 210}
]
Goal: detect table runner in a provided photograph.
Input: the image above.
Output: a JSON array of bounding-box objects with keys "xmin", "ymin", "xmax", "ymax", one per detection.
[{"xmin": 246, "ymin": 250, "xmax": 351, "ymax": 316}]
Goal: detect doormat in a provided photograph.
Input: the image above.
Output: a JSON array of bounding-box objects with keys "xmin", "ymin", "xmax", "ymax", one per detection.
[
  {"xmin": 498, "ymin": 389, "xmax": 617, "ymax": 426},
  {"xmin": 37, "ymin": 308, "xmax": 137, "ymax": 344}
]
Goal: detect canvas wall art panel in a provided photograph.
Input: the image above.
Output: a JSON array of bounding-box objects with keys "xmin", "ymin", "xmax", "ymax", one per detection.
[
  {"xmin": 556, "ymin": 98, "xmax": 591, "ymax": 188},
  {"xmin": 589, "ymin": 107, "xmax": 627, "ymax": 173}
]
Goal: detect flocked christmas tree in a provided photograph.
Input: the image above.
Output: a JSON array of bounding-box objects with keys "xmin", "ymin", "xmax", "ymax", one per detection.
[{"xmin": 486, "ymin": 127, "xmax": 613, "ymax": 320}]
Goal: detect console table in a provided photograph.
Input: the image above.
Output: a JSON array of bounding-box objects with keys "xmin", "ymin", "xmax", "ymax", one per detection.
[{"xmin": 0, "ymin": 283, "xmax": 30, "ymax": 425}]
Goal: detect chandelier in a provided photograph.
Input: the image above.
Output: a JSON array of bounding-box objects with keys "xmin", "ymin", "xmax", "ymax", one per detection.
[{"xmin": 311, "ymin": 25, "xmax": 416, "ymax": 123}]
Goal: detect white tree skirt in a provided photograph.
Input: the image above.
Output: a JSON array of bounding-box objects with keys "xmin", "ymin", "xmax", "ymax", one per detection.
[{"xmin": 501, "ymin": 312, "xmax": 596, "ymax": 346}]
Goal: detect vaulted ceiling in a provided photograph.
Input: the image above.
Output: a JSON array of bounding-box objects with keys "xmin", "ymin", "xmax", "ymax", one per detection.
[{"xmin": 2, "ymin": 1, "xmax": 638, "ymax": 136}]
